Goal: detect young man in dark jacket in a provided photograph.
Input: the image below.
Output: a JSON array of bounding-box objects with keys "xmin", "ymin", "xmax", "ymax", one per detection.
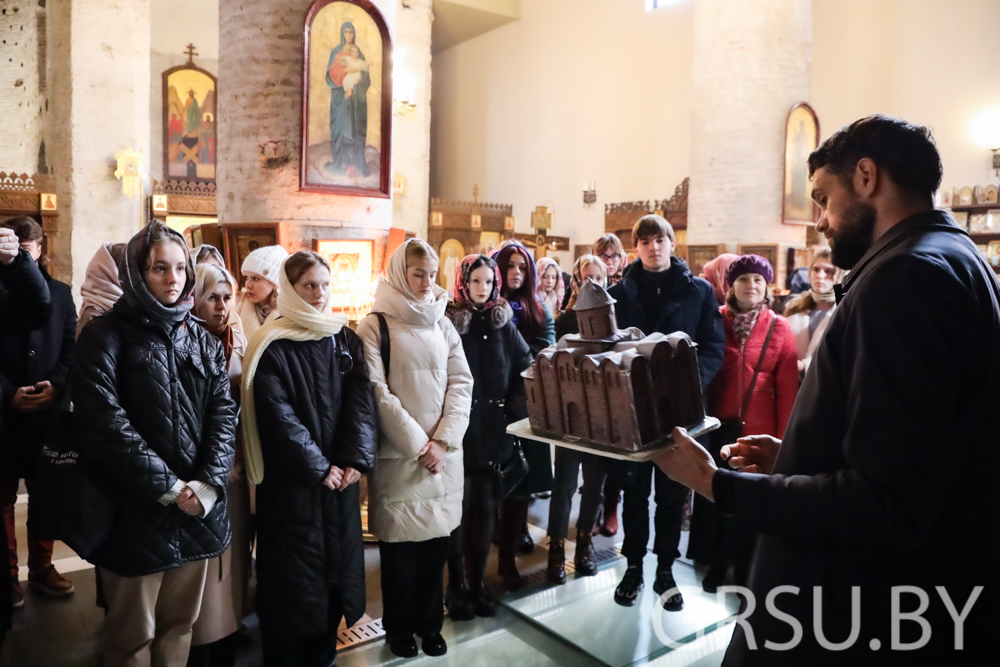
[
  {"xmin": 658, "ymin": 116, "xmax": 1000, "ymax": 665},
  {"xmin": 0, "ymin": 217, "xmax": 77, "ymax": 609},
  {"xmin": 0, "ymin": 225, "xmax": 51, "ymax": 652},
  {"xmin": 607, "ymin": 215, "xmax": 725, "ymax": 611}
]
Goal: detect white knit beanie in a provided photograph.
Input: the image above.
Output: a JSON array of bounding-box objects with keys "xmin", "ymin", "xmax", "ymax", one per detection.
[{"xmin": 241, "ymin": 244, "xmax": 288, "ymax": 284}]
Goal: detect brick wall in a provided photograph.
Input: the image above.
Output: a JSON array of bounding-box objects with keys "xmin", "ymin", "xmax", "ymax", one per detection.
[
  {"xmin": 0, "ymin": 1, "xmax": 42, "ymax": 173},
  {"xmin": 686, "ymin": 0, "xmax": 812, "ymax": 282},
  {"xmin": 218, "ymin": 0, "xmax": 414, "ymax": 246}
]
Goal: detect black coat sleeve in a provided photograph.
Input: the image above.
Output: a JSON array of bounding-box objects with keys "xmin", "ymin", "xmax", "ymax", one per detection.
[
  {"xmin": 714, "ymin": 255, "xmax": 981, "ymax": 548},
  {"xmin": 504, "ymin": 324, "xmax": 532, "ymax": 422},
  {"xmin": 47, "ymin": 284, "xmax": 78, "ymax": 395},
  {"xmin": 0, "ymin": 250, "xmax": 51, "ymax": 334},
  {"xmin": 70, "ymin": 321, "xmax": 180, "ymax": 503},
  {"xmin": 253, "ymin": 345, "xmax": 333, "ymax": 486},
  {"xmin": 332, "ymin": 330, "xmax": 377, "ymax": 474},
  {"xmin": 693, "ymin": 282, "xmax": 725, "ymax": 388},
  {"xmin": 192, "ymin": 338, "xmax": 237, "ymax": 493}
]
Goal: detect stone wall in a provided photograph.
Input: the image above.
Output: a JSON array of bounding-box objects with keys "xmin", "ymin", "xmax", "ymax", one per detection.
[
  {"xmin": 0, "ymin": 1, "xmax": 43, "ymax": 174},
  {"xmin": 217, "ymin": 0, "xmax": 399, "ymax": 239},
  {"xmin": 686, "ymin": 0, "xmax": 812, "ymax": 280}
]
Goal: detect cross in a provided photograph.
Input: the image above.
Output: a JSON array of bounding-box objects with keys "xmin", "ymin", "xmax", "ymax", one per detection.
[
  {"xmin": 516, "ymin": 206, "xmax": 569, "ymax": 260},
  {"xmin": 472, "ymin": 185, "xmax": 479, "ymax": 205},
  {"xmin": 184, "ymin": 43, "xmax": 198, "ymax": 64}
]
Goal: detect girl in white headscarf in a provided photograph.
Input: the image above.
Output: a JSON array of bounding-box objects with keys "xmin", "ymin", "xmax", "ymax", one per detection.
[
  {"xmin": 357, "ymin": 239, "xmax": 473, "ymax": 659},
  {"xmin": 240, "ymin": 251, "xmax": 377, "ymax": 667}
]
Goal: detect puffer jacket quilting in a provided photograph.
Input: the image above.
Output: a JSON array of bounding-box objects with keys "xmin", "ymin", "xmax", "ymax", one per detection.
[{"xmin": 70, "ymin": 302, "xmax": 237, "ymax": 576}]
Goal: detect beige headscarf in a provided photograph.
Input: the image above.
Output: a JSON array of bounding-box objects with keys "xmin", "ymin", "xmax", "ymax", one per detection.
[
  {"xmin": 78, "ymin": 243, "xmax": 124, "ymax": 336},
  {"xmin": 194, "ymin": 264, "xmax": 247, "ymax": 363},
  {"xmin": 240, "ymin": 258, "xmax": 349, "ymax": 485}
]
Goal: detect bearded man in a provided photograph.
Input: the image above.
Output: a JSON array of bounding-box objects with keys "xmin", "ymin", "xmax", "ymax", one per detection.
[{"xmin": 656, "ymin": 115, "xmax": 1000, "ymax": 665}]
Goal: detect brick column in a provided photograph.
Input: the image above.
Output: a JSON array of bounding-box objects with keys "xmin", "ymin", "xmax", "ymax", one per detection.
[
  {"xmin": 47, "ymin": 0, "xmax": 151, "ymax": 294},
  {"xmin": 0, "ymin": 1, "xmax": 43, "ymax": 174},
  {"xmin": 687, "ymin": 0, "xmax": 812, "ymax": 281},
  {"xmin": 219, "ymin": 0, "xmax": 423, "ymax": 254}
]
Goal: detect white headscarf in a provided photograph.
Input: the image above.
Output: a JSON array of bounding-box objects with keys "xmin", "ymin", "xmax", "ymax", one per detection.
[{"xmin": 240, "ymin": 257, "xmax": 349, "ymax": 485}]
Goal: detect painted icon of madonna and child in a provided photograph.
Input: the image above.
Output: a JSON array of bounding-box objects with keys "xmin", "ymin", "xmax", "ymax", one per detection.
[{"xmin": 303, "ymin": 3, "xmax": 389, "ymax": 196}]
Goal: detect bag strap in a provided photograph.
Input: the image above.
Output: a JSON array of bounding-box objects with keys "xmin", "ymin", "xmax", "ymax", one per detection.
[
  {"xmin": 373, "ymin": 312, "xmax": 391, "ymax": 379},
  {"xmin": 740, "ymin": 313, "xmax": 778, "ymax": 420}
]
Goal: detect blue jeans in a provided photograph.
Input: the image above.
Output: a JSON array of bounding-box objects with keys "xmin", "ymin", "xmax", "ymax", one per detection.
[{"xmin": 547, "ymin": 447, "xmax": 606, "ymax": 540}]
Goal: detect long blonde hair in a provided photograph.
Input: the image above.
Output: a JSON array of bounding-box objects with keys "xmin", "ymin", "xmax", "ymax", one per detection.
[
  {"xmin": 566, "ymin": 254, "xmax": 608, "ymax": 310},
  {"xmin": 784, "ymin": 248, "xmax": 841, "ymax": 316}
]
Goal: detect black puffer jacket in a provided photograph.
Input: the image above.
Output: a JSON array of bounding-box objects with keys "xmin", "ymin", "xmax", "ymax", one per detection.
[
  {"xmin": 252, "ymin": 330, "xmax": 377, "ymax": 637},
  {"xmin": 446, "ymin": 299, "xmax": 532, "ymax": 471},
  {"xmin": 70, "ymin": 302, "xmax": 237, "ymax": 576}
]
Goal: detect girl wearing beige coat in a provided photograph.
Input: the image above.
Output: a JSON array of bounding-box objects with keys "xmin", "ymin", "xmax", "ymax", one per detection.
[{"xmin": 357, "ymin": 239, "xmax": 473, "ymax": 659}]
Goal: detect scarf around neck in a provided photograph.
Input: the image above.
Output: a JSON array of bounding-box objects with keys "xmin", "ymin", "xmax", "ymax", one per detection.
[
  {"xmin": 731, "ymin": 302, "xmax": 767, "ymax": 342},
  {"xmin": 241, "ymin": 260, "xmax": 349, "ymax": 485},
  {"xmin": 120, "ymin": 222, "xmax": 195, "ymax": 324}
]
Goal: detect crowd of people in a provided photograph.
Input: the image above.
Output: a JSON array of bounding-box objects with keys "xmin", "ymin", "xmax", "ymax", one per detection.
[
  {"xmin": 3, "ymin": 115, "xmax": 996, "ymax": 667},
  {"xmin": 0, "ymin": 207, "xmax": 832, "ymax": 667}
]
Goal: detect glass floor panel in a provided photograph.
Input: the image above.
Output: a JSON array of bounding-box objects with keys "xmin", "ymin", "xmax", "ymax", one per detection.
[{"xmin": 504, "ymin": 553, "xmax": 739, "ymax": 667}]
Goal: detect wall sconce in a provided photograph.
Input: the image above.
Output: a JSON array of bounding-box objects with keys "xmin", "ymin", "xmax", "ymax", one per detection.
[
  {"xmin": 115, "ymin": 146, "xmax": 144, "ymax": 200},
  {"xmin": 992, "ymin": 147, "xmax": 1000, "ymax": 177},
  {"xmin": 393, "ymin": 48, "xmax": 417, "ymax": 120},
  {"xmin": 583, "ymin": 181, "xmax": 597, "ymax": 206}
]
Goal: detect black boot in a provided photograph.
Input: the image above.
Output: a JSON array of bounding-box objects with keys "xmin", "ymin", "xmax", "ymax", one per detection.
[
  {"xmin": 702, "ymin": 564, "xmax": 727, "ymax": 594},
  {"xmin": 445, "ymin": 553, "xmax": 475, "ymax": 621},
  {"xmin": 469, "ymin": 552, "xmax": 497, "ymax": 617},
  {"xmin": 498, "ymin": 498, "xmax": 528, "ymax": 590},
  {"xmin": 518, "ymin": 518, "xmax": 535, "ymax": 554},
  {"xmin": 546, "ymin": 538, "xmax": 566, "ymax": 584},
  {"xmin": 574, "ymin": 530, "xmax": 598, "ymax": 577},
  {"xmin": 653, "ymin": 561, "xmax": 684, "ymax": 611},
  {"xmin": 614, "ymin": 564, "xmax": 644, "ymax": 607}
]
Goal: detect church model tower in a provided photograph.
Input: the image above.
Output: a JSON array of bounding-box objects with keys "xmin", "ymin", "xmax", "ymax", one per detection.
[{"xmin": 523, "ymin": 280, "xmax": 705, "ymax": 452}]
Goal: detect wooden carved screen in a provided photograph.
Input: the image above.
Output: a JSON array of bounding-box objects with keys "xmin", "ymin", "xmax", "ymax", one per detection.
[
  {"xmin": 605, "ymin": 178, "xmax": 689, "ymax": 250},
  {"xmin": 0, "ymin": 172, "xmax": 63, "ymax": 280},
  {"xmin": 429, "ymin": 195, "xmax": 514, "ymax": 293}
]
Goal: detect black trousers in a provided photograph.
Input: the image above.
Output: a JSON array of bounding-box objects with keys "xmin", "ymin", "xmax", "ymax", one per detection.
[
  {"xmin": 379, "ymin": 536, "xmax": 450, "ymax": 638},
  {"xmin": 187, "ymin": 633, "xmax": 239, "ymax": 667},
  {"xmin": 620, "ymin": 462, "xmax": 688, "ymax": 566},
  {"xmin": 450, "ymin": 470, "xmax": 498, "ymax": 565}
]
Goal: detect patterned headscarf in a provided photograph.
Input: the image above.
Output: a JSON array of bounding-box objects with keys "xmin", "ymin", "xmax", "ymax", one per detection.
[{"xmin": 453, "ymin": 254, "xmax": 502, "ymax": 312}]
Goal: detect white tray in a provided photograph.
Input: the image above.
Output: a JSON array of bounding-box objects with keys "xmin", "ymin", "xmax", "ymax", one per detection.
[{"xmin": 506, "ymin": 416, "xmax": 721, "ymax": 462}]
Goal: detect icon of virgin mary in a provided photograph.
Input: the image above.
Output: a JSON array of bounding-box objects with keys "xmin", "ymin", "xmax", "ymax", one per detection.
[{"xmin": 325, "ymin": 22, "xmax": 371, "ymax": 177}]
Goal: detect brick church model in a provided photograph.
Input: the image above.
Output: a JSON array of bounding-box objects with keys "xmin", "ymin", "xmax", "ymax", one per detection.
[{"xmin": 523, "ymin": 280, "xmax": 705, "ymax": 452}]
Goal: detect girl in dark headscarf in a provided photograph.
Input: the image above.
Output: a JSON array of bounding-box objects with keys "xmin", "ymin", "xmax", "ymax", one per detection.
[
  {"xmin": 490, "ymin": 241, "xmax": 554, "ymax": 588},
  {"xmin": 444, "ymin": 255, "xmax": 532, "ymax": 618}
]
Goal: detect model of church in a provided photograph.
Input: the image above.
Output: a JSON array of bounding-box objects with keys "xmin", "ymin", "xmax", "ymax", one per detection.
[{"xmin": 523, "ymin": 280, "xmax": 705, "ymax": 451}]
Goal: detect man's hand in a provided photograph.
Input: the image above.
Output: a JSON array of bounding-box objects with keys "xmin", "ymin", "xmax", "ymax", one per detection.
[
  {"xmin": 0, "ymin": 228, "xmax": 18, "ymax": 266},
  {"xmin": 721, "ymin": 434, "xmax": 781, "ymax": 475},
  {"xmin": 653, "ymin": 427, "xmax": 718, "ymax": 501},
  {"xmin": 324, "ymin": 466, "xmax": 345, "ymax": 491},
  {"xmin": 10, "ymin": 382, "xmax": 54, "ymax": 412},
  {"xmin": 336, "ymin": 467, "xmax": 362, "ymax": 491},
  {"xmin": 176, "ymin": 487, "xmax": 204, "ymax": 516},
  {"xmin": 417, "ymin": 440, "xmax": 446, "ymax": 475}
]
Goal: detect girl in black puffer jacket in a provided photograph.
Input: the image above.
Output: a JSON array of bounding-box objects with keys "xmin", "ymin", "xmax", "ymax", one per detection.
[
  {"xmin": 444, "ymin": 254, "xmax": 531, "ymax": 620},
  {"xmin": 71, "ymin": 222, "xmax": 237, "ymax": 667}
]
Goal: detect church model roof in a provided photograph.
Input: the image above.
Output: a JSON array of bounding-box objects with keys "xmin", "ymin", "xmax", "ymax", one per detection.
[{"xmin": 572, "ymin": 279, "xmax": 616, "ymax": 311}]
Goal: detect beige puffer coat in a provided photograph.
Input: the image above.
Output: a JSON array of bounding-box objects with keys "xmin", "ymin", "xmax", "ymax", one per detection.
[{"xmin": 357, "ymin": 279, "xmax": 473, "ymax": 543}]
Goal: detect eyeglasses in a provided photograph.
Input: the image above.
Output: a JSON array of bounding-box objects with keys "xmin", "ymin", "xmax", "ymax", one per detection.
[{"xmin": 599, "ymin": 253, "xmax": 622, "ymax": 263}]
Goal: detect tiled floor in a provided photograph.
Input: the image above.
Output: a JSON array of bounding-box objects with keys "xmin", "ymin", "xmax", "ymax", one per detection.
[{"xmin": 2, "ymin": 482, "xmax": 739, "ymax": 667}]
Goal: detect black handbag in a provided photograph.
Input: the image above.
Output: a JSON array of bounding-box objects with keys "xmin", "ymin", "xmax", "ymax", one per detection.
[
  {"xmin": 28, "ymin": 410, "xmax": 119, "ymax": 559},
  {"xmin": 494, "ymin": 440, "xmax": 529, "ymax": 499},
  {"xmin": 716, "ymin": 315, "xmax": 778, "ymax": 448}
]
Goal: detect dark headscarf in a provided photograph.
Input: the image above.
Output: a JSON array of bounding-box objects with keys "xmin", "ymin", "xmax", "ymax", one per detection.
[
  {"xmin": 119, "ymin": 221, "xmax": 195, "ymax": 323},
  {"xmin": 492, "ymin": 240, "xmax": 545, "ymax": 340},
  {"xmin": 453, "ymin": 254, "xmax": 502, "ymax": 311}
]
